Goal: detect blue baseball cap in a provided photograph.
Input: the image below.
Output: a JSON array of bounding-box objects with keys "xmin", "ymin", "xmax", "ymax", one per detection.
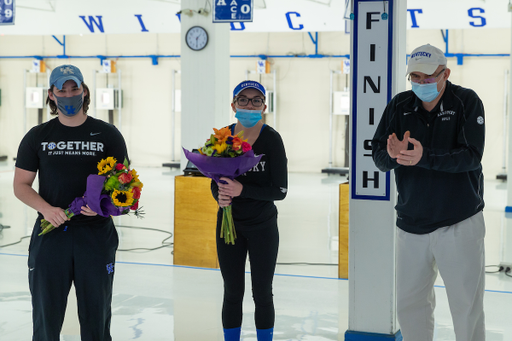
[
  {"xmin": 49, "ymin": 65, "xmax": 83, "ymax": 90},
  {"xmin": 233, "ymin": 80, "xmax": 266, "ymax": 98}
]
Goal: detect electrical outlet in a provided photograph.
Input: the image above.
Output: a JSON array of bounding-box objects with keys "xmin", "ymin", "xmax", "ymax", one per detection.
[{"xmin": 499, "ymin": 262, "xmax": 512, "ymax": 272}]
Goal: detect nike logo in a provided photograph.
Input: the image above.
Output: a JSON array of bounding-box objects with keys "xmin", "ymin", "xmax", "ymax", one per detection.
[
  {"xmin": 403, "ymin": 112, "xmax": 412, "ymax": 116},
  {"xmin": 90, "ymin": 132, "xmax": 101, "ymax": 136},
  {"xmin": 29, "ymin": 268, "xmax": 35, "ymax": 271}
]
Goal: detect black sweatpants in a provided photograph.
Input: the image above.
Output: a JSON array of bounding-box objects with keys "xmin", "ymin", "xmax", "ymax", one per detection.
[
  {"xmin": 216, "ymin": 220, "xmax": 279, "ymax": 330},
  {"xmin": 28, "ymin": 217, "xmax": 118, "ymax": 341}
]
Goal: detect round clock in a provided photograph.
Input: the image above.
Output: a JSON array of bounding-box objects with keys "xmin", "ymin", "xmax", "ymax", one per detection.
[{"xmin": 185, "ymin": 26, "xmax": 209, "ymax": 51}]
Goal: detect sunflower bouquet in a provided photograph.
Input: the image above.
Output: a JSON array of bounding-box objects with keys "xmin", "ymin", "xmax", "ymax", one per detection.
[
  {"xmin": 97, "ymin": 157, "xmax": 144, "ymax": 212},
  {"xmin": 39, "ymin": 157, "xmax": 144, "ymax": 236},
  {"xmin": 183, "ymin": 127, "xmax": 263, "ymax": 244}
]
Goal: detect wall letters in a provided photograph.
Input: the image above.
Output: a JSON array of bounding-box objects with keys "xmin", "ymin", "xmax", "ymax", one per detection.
[
  {"xmin": 285, "ymin": 12, "xmax": 304, "ymax": 30},
  {"xmin": 407, "ymin": 9, "xmax": 422, "ymax": 28},
  {"xmin": 79, "ymin": 16, "xmax": 105, "ymax": 33},
  {"xmin": 468, "ymin": 7, "xmax": 486, "ymax": 27}
]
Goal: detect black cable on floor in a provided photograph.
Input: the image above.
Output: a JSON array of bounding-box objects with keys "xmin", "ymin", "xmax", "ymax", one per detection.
[
  {"xmin": 113, "ymin": 224, "xmax": 174, "ymax": 252},
  {"xmin": 485, "ymin": 265, "xmax": 503, "ymax": 274},
  {"xmin": 0, "ymin": 236, "xmax": 30, "ymax": 248},
  {"xmin": 0, "ymin": 224, "xmax": 174, "ymax": 251}
]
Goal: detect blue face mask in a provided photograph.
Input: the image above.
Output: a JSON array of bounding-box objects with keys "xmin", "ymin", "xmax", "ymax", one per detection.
[
  {"xmin": 235, "ymin": 108, "xmax": 262, "ymax": 128},
  {"xmin": 54, "ymin": 91, "xmax": 84, "ymax": 117},
  {"xmin": 411, "ymin": 82, "xmax": 444, "ymax": 103}
]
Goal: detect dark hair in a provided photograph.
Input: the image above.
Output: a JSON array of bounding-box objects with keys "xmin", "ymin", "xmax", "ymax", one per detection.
[{"xmin": 46, "ymin": 83, "xmax": 91, "ymax": 116}]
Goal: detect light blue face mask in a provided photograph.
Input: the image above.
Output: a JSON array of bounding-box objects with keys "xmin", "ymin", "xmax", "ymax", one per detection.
[
  {"xmin": 411, "ymin": 81, "xmax": 444, "ymax": 103},
  {"xmin": 235, "ymin": 108, "xmax": 262, "ymax": 128},
  {"xmin": 54, "ymin": 91, "xmax": 84, "ymax": 117}
]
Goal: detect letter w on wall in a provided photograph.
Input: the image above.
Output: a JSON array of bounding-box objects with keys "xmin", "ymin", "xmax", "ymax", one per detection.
[{"xmin": 79, "ymin": 16, "xmax": 105, "ymax": 33}]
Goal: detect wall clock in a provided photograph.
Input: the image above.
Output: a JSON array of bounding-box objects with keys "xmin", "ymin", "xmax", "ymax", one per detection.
[{"xmin": 185, "ymin": 26, "xmax": 209, "ymax": 51}]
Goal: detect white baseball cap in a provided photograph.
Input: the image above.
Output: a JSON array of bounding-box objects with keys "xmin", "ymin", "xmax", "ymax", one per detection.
[{"xmin": 406, "ymin": 44, "xmax": 447, "ymax": 76}]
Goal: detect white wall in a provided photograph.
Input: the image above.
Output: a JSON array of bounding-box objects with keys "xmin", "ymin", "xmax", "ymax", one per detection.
[{"xmin": 0, "ymin": 28, "xmax": 509, "ymax": 178}]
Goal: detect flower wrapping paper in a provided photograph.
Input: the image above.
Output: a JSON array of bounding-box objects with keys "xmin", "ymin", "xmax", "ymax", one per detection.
[
  {"xmin": 68, "ymin": 174, "xmax": 126, "ymax": 218},
  {"xmin": 183, "ymin": 148, "xmax": 263, "ymax": 183}
]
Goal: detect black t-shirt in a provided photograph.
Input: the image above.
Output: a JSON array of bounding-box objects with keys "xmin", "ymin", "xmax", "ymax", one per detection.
[
  {"xmin": 15, "ymin": 116, "xmax": 128, "ymax": 225},
  {"xmin": 211, "ymin": 124, "xmax": 288, "ymax": 230}
]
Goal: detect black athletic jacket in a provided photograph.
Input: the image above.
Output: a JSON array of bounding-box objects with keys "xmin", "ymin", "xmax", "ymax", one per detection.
[
  {"xmin": 211, "ymin": 124, "xmax": 288, "ymax": 231},
  {"xmin": 372, "ymin": 81, "xmax": 485, "ymax": 234}
]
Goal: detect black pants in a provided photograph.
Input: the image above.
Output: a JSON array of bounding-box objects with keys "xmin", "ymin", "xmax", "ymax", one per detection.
[
  {"xmin": 28, "ymin": 217, "xmax": 118, "ymax": 341},
  {"xmin": 216, "ymin": 220, "xmax": 279, "ymax": 330}
]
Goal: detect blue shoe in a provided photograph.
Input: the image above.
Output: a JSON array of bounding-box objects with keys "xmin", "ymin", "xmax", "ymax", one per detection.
[
  {"xmin": 256, "ymin": 327, "xmax": 273, "ymax": 341},
  {"xmin": 223, "ymin": 327, "xmax": 241, "ymax": 341}
]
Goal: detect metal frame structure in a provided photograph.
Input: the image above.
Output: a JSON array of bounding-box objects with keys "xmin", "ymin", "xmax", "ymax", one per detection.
[
  {"xmin": 498, "ymin": 69, "xmax": 509, "ymax": 180},
  {"xmin": 92, "ymin": 69, "xmax": 123, "ymax": 130},
  {"xmin": 322, "ymin": 69, "xmax": 349, "ymax": 175},
  {"xmin": 23, "ymin": 69, "xmax": 50, "ymax": 133},
  {"xmin": 162, "ymin": 69, "xmax": 181, "ymax": 169}
]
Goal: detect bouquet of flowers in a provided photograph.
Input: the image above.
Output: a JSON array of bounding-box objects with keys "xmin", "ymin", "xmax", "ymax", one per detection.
[
  {"xmin": 39, "ymin": 157, "xmax": 144, "ymax": 236},
  {"xmin": 183, "ymin": 127, "xmax": 263, "ymax": 244}
]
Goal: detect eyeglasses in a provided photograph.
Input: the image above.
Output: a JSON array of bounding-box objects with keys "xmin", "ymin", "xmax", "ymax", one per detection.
[
  {"xmin": 236, "ymin": 97, "xmax": 265, "ymax": 107},
  {"xmin": 409, "ymin": 69, "xmax": 446, "ymax": 84}
]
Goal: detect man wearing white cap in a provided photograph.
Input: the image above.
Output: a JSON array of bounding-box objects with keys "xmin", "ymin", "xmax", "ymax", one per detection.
[{"xmin": 372, "ymin": 44, "xmax": 486, "ymax": 340}]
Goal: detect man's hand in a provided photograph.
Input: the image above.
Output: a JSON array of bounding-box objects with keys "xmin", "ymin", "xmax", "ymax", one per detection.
[
  {"xmin": 396, "ymin": 137, "xmax": 423, "ymax": 166},
  {"xmin": 41, "ymin": 206, "xmax": 70, "ymax": 228},
  {"xmin": 387, "ymin": 131, "xmax": 410, "ymax": 159}
]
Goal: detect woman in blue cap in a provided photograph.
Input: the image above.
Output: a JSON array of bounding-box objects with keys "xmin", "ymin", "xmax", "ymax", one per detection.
[
  {"xmin": 13, "ymin": 64, "xmax": 128, "ymax": 341},
  {"xmin": 211, "ymin": 80, "xmax": 288, "ymax": 341}
]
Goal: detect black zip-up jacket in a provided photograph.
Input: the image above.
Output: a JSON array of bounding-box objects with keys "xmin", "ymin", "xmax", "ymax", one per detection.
[{"xmin": 372, "ymin": 81, "xmax": 485, "ymax": 234}]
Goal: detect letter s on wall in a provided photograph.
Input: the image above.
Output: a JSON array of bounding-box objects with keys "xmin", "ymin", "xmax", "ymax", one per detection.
[{"xmin": 468, "ymin": 7, "xmax": 487, "ymax": 27}]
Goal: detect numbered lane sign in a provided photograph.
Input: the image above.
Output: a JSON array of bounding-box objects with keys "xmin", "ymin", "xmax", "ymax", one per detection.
[
  {"xmin": 213, "ymin": 0, "xmax": 253, "ymax": 23},
  {"xmin": 0, "ymin": 0, "xmax": 15, "ymax": 25}
]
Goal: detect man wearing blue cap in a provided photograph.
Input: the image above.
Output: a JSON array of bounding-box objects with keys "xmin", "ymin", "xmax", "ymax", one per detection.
[
  {"xmin": 211, "ymin": 80, "xmax": 288, "ymax": 341},
  {"xmin": 372, "ymin": 44, "xmax": 486, "ymax": 340},
  {"xmin": 13, "ymin": 64, "xmax": 128, "ymax": 341}
]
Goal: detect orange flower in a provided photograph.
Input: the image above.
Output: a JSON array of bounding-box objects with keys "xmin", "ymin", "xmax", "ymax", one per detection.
[
  {"xmin": 213, "ymin": 127, "xmax": 231, "ymax": 144},
  {"xmin": 232, "ymin": 136, "xmax": 243, "ymax": 151}
]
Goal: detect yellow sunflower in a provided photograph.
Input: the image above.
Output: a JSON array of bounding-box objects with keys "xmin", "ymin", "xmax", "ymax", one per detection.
[
  {"xmin": 111, "ymin": 189, "xmax": 134, "ymax": 207},
  {"xmin": 130, "ymin": 169, "xmax": 143, "ymax": 189},
  {"xmin": 97, "ymin": 157, "xmax": 117, "ymax": 175}
]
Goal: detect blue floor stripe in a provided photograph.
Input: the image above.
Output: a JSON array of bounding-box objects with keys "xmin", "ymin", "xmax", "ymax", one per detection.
[{"xmin": 2, "ymin": 252, "xmax": 512, "ymax": 293}]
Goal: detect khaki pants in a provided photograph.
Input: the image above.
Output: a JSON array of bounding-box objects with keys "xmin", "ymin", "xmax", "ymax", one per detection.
[{"xmin": 396, "ymin": 211, "xmax": 486, "ymax": 341}]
